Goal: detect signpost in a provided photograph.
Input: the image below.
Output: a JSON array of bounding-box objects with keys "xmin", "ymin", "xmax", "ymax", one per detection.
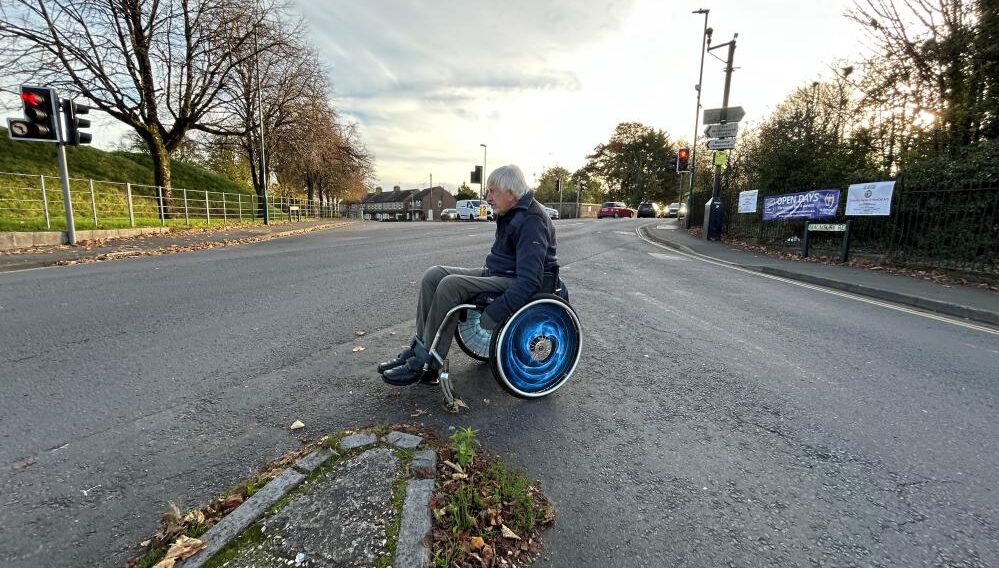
[
  {"xmin": 706, "ymin": 138, "xmax": 736, "ymax": 150},
  {"xmin": 802, "ymin": 220, "xmax": 853, "ymax": 262}
]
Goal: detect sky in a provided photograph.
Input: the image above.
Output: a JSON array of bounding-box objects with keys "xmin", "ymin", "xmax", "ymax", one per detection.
[
  {"xmin": 2, "ymin": 1, "xmax": 868, "ymax": 195},
  {"xmin": 291, "ymin": 0, "xmax": 870, "ymax": 194}
]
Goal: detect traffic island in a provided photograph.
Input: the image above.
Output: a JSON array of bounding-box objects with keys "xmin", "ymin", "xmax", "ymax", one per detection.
[{"xmin": 125, "ymin": 425, "xmax": 555, "ymax": 568}]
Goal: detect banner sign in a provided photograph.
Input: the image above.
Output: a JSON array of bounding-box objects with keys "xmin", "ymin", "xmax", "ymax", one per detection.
[
  {"xmin": 738, "ymin": 190, "xmax": 758, "ymax": 213},
  {"xmin": 846, "ymin": 180, "xmax": 895, "ymax": 216},
  {"xmin": 762, "ymin": 189, "xmax": 840, "ymax": 221}
]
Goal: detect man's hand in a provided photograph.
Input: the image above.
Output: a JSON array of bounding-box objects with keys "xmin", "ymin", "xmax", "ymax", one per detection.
[{"xmin": 479, "ymin": 312, "xmax": 497, "ymax": 331}]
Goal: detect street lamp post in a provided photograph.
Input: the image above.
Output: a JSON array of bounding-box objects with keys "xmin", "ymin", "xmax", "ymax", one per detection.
[
  {"xmin": 686, "ymin": 8, "xmax": 710, "ymax": 229},
  {"xmin": 429, "ymin": 172, "xmax": 433, "ymax": 221},
  {"xmin": 480, "ymin": 143, "xmax": 487, "ymax": 198}
]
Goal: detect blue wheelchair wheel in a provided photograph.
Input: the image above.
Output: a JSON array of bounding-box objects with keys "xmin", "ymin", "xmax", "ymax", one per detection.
[
  {"xmin": 489, "ymin": 293, "xmax": 582, "ymax": 398},
  {"xmin": 455, "ymin": 309, "xmax": 491, "ymax": 361}
]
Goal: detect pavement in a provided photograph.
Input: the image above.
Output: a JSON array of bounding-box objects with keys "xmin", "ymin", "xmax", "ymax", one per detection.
[
  {"xmin": 640, "ymin": 219, "xmax": 999, "ymax": 328},
  {"xmin": 0, "ymin": 218, "xmax": 356, "ymax": 272}
]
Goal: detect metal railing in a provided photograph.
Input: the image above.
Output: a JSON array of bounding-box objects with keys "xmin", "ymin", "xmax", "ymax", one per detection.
[
  {"xmin": 0, "ymin": 171, "xmax": 348, "ymax": 232},
  {"xmin": 706, "ymin": 179, "xmax": 999, "ymax": 276}
]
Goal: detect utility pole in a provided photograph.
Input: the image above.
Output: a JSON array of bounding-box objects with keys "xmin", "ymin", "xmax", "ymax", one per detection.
[
  {"xmin": 429, "ymin": 173, "xmax": 433, "ymax": 221},
  {"xmin": 687, "ymin": 9, "xmax": 711, "ymax": 229},
  {"xmin": 704, "ymin": 33, "xmax": 737, "ymax": 240},
  {"xmin": 480, "ymin": 144, "xmax": 487, "ymax": 198}
]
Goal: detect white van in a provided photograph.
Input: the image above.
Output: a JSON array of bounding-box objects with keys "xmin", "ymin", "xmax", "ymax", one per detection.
[{"xmin": 455, "ymin": 199, "xmax": 493, "ymax": 221}]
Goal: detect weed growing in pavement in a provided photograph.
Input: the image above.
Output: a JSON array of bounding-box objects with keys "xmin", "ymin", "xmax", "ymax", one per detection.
[
  {"xmin": 449, "ymin": 426, "xmax": 478, "ymax": 467},
  {"xmin": 429, "ymin": 427, "xmax": 554, "ymax": 567}
]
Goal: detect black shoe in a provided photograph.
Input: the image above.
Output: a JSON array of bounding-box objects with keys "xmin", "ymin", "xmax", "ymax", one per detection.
[
  {"xmin": 382, "ymin": 362, "xmax": 424, "ymax": 386},
  {"xmin": 377, "ymin": 347, "xmax": 414, "ymax": 374}
]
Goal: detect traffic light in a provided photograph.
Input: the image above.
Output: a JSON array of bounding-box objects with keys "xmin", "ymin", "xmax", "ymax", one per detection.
[
  {"xmin": 470, "ymin": 165, "xmax": 483, "ymax": 184},
  {"xmin": 62, "ymin": 99, "xmax": 93, "ymax": 145},
  {"xmin": 676, "ymin": 147, "xmax": 690, "ymax": 173},
  {"xmin": 7, "ymin": 86, "xmax": 60, "ymax": 142}
]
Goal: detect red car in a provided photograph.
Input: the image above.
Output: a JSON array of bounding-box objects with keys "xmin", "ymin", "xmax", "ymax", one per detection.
[{"xmin": 597, "ymin": 201, "xmax": 634, "ymax": 219}]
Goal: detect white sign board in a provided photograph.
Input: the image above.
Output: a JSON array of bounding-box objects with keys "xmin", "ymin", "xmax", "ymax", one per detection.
[
  {"xmin": 846, "ymin": 181, "xmax": 895, "ymax": 216},
  {"xmin": 706, "ymin": 138, "xmax": 736, "ymax": 150},
  {"xmin": 738, "ymin": 190, "xmax": 758, "ymax": 213},
  {"xmin": 703, "ymin": 106, "xmax": 745, "ymax": 124},
  {"xmin": 704, "ymin": 123, "xmax": 738, "ymax": 138}
]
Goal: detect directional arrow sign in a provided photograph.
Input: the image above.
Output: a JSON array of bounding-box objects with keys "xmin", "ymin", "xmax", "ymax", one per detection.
[
  {"xmin": 704, "ymin": 122, "xmax": 738, "ymax": 138},
  {"xmin": 702, "ymin": 106, "xmax": 745, "ymax": 125},
  {"xmin": 706, "ymin": 138, "xmax": 736, "ymax": 150}
]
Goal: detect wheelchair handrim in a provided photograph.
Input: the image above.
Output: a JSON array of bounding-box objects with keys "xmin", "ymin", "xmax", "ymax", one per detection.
[{"xmin": 493, "ymin": 298, "xmax": 581, "ymax": 398}]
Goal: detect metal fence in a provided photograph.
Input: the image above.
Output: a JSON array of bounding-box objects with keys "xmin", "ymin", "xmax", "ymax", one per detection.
[
  {"xmin": 0, "ymin": 171, "xmax": 347, "ymax": 232},
  {"xmin": 692, "ymin": 179, "xmax": 999, "ymax": 276}
]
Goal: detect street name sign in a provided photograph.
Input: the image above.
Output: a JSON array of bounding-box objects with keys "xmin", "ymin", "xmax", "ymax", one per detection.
[
  {"xmin": 808, "ymin": 223, "xmax": 847, "ymax": 232},
  {"xmin": 702, "ymin": 106, "xmax": 745, "ymax": 125},
  {"xmin": 704, "ymin": 123, "xmax": 738, "ymax": 138},
  {"xmin": 706, "ymin": 138, "xmax": 736, "ymax": 150}
]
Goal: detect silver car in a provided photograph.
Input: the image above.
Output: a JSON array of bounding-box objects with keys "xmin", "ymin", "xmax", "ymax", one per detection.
[{"xmin": 544, "ymin": 206, "xmax": 560, "ymax": 220}]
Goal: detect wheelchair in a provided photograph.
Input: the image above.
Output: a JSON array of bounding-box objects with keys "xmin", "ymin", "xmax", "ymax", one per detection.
[{"xmin": 424, "ymin": 273, "xmax": 582, "ymax": 411}]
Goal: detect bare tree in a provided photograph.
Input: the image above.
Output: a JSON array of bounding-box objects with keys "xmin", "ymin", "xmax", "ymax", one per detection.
[
  {"xmin": 200, "ymin": 18, "xmax": 331, "ymax": 217},
  {"xmin": 0, "ymin": 0, "xmax": 283, "ymax": 212}
]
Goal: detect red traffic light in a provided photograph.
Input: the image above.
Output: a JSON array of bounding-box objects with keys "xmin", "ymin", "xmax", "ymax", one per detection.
[
  {"xmin": 20, "ymin": 91, "xmax": 44, "ymax": 107},
  {"xmin": 677, "ymin": 148, "xmax": 690, "ymax": 160}
]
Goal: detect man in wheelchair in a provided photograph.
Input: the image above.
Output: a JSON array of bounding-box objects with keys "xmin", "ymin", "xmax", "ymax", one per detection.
[{"xmin": 379, "ymin": 164, "xmax": 559, "ymax": 386}]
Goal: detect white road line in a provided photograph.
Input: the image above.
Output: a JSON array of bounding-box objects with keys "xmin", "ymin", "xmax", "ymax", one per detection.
[
  {"xmin": 636, "ymin": 228, "xmax": 999, "ymax": 337},
  {"xmin": 648, "ymin": 252, "xmax": 689, "ymax": 261}
]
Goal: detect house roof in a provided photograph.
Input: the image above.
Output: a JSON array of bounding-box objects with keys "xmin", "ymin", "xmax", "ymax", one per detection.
[{"xmin": 362, "ymin": 189, "xmax": 418, "ymax": 204}]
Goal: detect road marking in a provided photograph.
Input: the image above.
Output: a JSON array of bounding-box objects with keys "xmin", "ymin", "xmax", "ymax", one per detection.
[
  {"xmin": 637, "ymin": 228, "xmax": 999, "ymax": 337},
  {"xmin": 614, "ymin": 231, "xmax": 632, "ymax": 235},
  {"xmin": 648, "ymin": 252, "xmax": 689, "ymax": 261}
]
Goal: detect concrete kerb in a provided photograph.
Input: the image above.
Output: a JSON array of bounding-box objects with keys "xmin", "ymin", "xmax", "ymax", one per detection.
[
  {"xmin": 176, "ymin": 430, "xmax": 436, "ymax": 568},
  {"xmin": 637, "ymin": 226, "xmax": 999, "ymax": 328}
]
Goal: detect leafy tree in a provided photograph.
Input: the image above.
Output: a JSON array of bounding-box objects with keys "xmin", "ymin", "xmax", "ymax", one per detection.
[
  {"xmin": 584, "ymin": 122, "xmax": 678, "ymax": 206},
  {"xmin": 455, "ymin": 182, "xmax": 477, "ymax": 200},
  {"xmin": 534, "ymin": 166, "xmax": 572, "ymax": 204}
]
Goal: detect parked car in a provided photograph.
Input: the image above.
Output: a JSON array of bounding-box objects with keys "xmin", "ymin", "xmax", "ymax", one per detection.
[
  {"xmin": 440, "ymin": 208, "xmax": 458, "ymax": 220},
  {"xmin": 544, "ymin": 206, "xmax": 560, "ymax": 220},
  {"xmin": 456, "ymin": 199, "xmax": 491, "ymax": 221},
  {"xmin": 597, "ymin": 202, "xmax": 634, "ymax": 219},
  {"xmin": 666, "ymin": 202, "xmax": 680, "ymax": 218},
  {"xmin": 637, "ymin": 202, "xmax": 659, "ymax": 218}
]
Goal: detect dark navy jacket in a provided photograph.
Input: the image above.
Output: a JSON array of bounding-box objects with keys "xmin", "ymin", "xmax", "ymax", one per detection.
[{"xmin": 483, "ymin": 191, "xmax": 558, "ymax": 323}]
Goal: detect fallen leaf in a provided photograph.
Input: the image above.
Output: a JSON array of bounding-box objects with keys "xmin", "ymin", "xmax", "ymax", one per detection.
[
  {"xmin": 501, "ymin": 524, "xmax": 521, "ymax": 540},
  {"xmin": 183, "ymin": 510, "xmax": 205, "ymax": 524},
  {"xmin": 12, "ymin": 457, "xmax": 36, "ymax": 470},
  {"xmin": 290, "ymin": 420, "xmax": 305, "ymax": 430},
  {"xmin": 451, "ymin": 472, "xmax": 468, "ymax": 480},
  {"xmin": 410, "ymin": 409, "xmax": 429, "ymax": 417},
  {"xmin": 223, "ymin": 493, "xmax": 243, "ymax": 509},
  {"xmin": 470, "ymin": 536, "xmax": 486, "ymax": 549},
  {"xmin": 443, "ymin": 460, "xmax": 465, "ymax": 473},
  {"xmin": 351, "ymin": 346, "xmax": 366, "ymax": 352},
  {"xmin": 156, "ymin": 535, "xmax": 206, "ymax": 565},
  {"xmin": 482, "ymin": 398, "xmax": 491, "ymax": 406},
  {"xmin": 355, "ymin": 330, "xmax": 366, "ymax": 336},
  {"xmin": 455, "ymin": 399, "xmax": 469, "ymax": 409},
  {"xmin": 140, "ymin": 539, "xmax": 151, "ymax": 547}
]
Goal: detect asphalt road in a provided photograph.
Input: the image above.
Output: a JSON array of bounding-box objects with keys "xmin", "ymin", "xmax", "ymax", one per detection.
[{"xmin": 1, "ymin": 218, "xmax": 996, "ymax": 567}]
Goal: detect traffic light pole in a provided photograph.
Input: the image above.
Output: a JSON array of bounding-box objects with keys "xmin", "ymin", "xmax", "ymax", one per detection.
[{"xmin": 55, "ymin": 111, "xmax": 77, "ymax": 245}]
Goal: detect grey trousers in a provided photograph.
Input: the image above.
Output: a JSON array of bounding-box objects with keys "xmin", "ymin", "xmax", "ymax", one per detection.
[{"xmin": 416, "ymin": 265, "xmax": 513, "ymax": 361}]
